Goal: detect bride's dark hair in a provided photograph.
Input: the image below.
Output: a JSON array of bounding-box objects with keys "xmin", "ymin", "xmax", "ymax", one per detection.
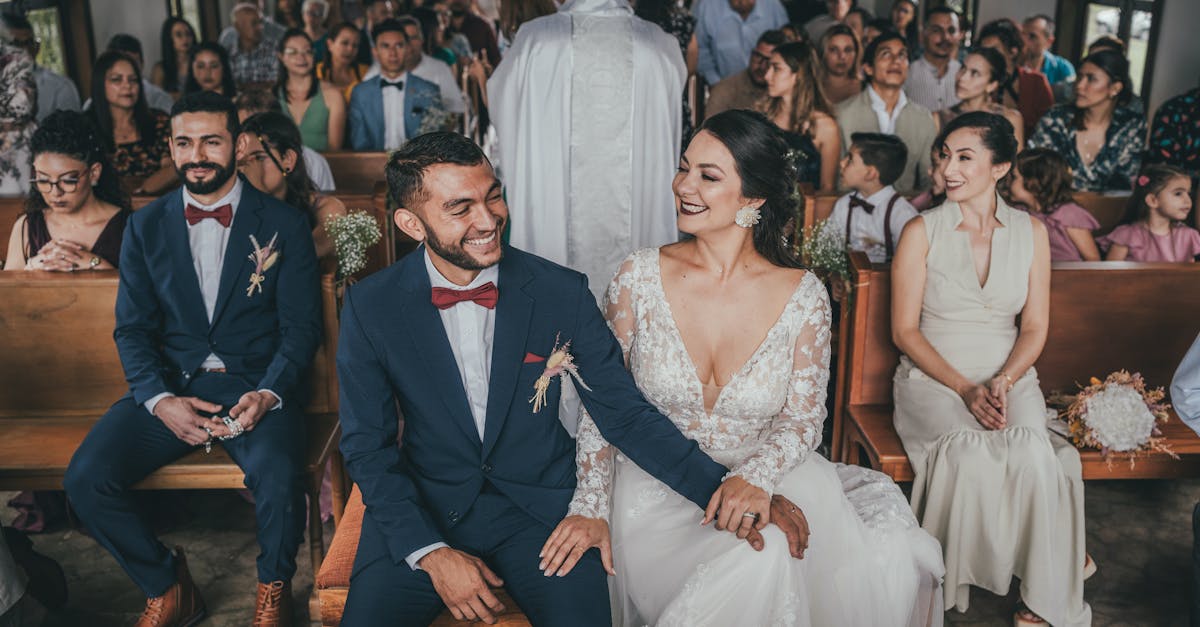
[{"xmin": 696, "ymin": 110, "xmax": 804, "ymax": 269}]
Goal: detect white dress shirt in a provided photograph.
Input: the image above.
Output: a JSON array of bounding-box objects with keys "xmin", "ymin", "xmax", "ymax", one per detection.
[
  {"xmin": 381, "ymin": 72, "xmax": 410, "ymax": 151},
  {"xmin": 34, "ymin": 66, "xmax": 81, "ymax": 122},
  {"xmin": 412, "ymin": 54, "xmax": 465, "ymax": 114},
  {"xmin": 1173, "ymin": 332, "xmax": 1200, "ymax": 435},
  {"xmin": 866, "ymin": 85, "xmax": 909, "ymax": 135},
  {"xmin": 302, "ymin": 147, "xmax": 336, "ymax": 191},
  {"xmin": 904, "ymin": 56, "xmax": 961, "ymax": 113},
  {"xmin": 826, "ymin": 185, "xmax": 919, "ymax": 263},
  {"xmin": 405, "ymin": 250, "xmax": 500, "ymax": 570}
]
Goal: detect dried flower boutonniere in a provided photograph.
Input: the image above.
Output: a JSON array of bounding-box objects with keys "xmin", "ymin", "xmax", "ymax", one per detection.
[
  {"xmin": 246, "ymin": 233, "xmax": 280, "ymax": 297},
  {"xmin": 530, "ymin": 334, "xmax": 592, "ymax": 413}
]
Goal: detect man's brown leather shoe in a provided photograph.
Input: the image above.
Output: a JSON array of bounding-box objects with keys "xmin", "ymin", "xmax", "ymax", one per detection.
[
  {"xmin": 252, "ymin": 580, "xmax": 292, "ymax": 627},
  {"xmin": 133, "ymin": 547, "xmax": 205, "ymax": 627}
]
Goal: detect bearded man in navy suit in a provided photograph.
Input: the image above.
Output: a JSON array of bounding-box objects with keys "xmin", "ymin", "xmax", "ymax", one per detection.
[
  {"xmin": 64, "ymin": 91, "xmax": 321, "ymax": 627},
  {"xmin": 336, "ymin": 132, "xmax": 809, "ymax": 626}
]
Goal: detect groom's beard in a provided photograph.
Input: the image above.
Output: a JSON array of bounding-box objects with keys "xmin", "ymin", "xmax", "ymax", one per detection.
[{"xmin": 421, "ymin": 214, "xmax": 506, "ymax": 271}]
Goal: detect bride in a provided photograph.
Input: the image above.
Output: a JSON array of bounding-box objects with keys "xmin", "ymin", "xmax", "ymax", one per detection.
[{"xmin": 539, "ymin": 110, "xmax": 945, "ymax": 626}]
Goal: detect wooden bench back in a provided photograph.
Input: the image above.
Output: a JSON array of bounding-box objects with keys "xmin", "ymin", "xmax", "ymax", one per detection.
[
  {"xmin": 0, "ymin": 272, "xmax": 340, "ymax": 419},
  {"xmin": 324, "ymin": 152, "xmax": 390, "ymax": 194},
  {"xmin": 842, "ymin": 253, "xmax": 1200, "ymax": 409},
  {"xmin": 801, "ymin": 193, "xmax": 840, "ymax": 232},
  {"xmin": 1072, "ymin": 191, "xmax": 1130, "ymax": 236},
  {"xmin": 0, "ymin": 196, "xmax": 25, "ymax": 262}
]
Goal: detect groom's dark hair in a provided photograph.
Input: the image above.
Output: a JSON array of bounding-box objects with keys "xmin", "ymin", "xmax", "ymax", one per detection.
[{"xmin": 386, "ymin": 132, "xmax": 491, "ymax": 209}]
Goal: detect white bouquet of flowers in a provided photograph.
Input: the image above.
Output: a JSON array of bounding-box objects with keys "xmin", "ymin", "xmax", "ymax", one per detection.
[
  {"xmin": 325, "ymin": 210, "xmax": 382, "ymax": 285},
  {"xmin": 1062, "ymin": 370, "xmax": 1176, "ymax": 467}
]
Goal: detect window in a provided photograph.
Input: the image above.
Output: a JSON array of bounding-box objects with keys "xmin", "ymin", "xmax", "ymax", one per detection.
[
  {"xmin": 0, "ymin": 2, "xmax": 68, "ymax": 76},
  {"xmin": 1079, "ymin": 0, "xmax": 1160, "ymax": 97},
  {"xmin": 165, "ymin": 0, "xmax": 201, "ymax": 40}
]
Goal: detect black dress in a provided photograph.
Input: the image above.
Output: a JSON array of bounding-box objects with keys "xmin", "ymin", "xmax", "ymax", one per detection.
[
  {"xmin": 782, "ymin": 130, "xmax": 821, "ymax": 189},
  {"xmin": 22, "ymin": 207, "xmax": 131, "ymax": 267}
]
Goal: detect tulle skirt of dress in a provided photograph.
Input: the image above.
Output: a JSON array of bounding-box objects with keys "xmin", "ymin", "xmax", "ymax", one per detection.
[{"xmin": 608, "ymin": 447, "xmax": 945, "ymax": 627}]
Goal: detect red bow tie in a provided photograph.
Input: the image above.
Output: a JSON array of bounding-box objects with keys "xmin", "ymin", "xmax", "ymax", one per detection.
[
  {"xmin": 184, "ymin": 203, "xmax": 233, "ymax": 227},
  {"xmin": 431, "ymin": 282, "xmax": 499, "ymax": 310},
  {"xmin": 849, "ymin": 196, "xmax": 875, "ymax": 213}
]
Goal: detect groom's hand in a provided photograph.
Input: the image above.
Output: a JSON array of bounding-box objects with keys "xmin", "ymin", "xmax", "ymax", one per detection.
[
  {"xmin": 419, "ymin": 547, "xmax": 506, "ymax": 624},
  {"xmin": 153, "ymin": 396, "xmax": 222, "ymax": 445},
  {"xmin": 539, "ymin": 516, "xmax": 615, "ymax": 577},
  {"xmin": 703, "ymin": 475, "xmax": 770, "ymax": 539}
]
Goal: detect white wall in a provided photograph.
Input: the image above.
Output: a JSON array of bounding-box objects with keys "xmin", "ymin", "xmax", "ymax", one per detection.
[
  {"xmin": 90, "ymin": 0, "xmax": 169, "ymax": 73},
  {"xmin": 1147, "ymin": 0, "xmax": 1200, "ymax": 116},
  {"xmin": 974, "ymin": 0, "xmax": 1055, "ymax": 30}
]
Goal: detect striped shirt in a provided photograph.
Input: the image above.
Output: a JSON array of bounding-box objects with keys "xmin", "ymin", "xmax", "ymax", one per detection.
[{"xmin": 904, "ymin": 56, "xmax": 961, "ymax": 113}]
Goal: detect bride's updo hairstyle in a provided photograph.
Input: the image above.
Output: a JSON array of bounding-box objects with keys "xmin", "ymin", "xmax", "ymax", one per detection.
[
  {"xmin": 935, "ymin": 110, "xmax": 1018, "ymax": 167},
  {"xmin": 697, "ymin": 109, "xmax": 803, "ymax": 270}
]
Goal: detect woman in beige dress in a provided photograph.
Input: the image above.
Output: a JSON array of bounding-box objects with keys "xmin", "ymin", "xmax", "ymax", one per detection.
[{"xmin": 891, "ymin": 111, "xmax": 1090, "ymax": 627}]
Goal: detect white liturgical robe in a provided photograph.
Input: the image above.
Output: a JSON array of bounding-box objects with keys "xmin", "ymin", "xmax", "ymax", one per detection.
[{"xmin": 488, "ymin": 0, "xmax": 684, "ymax": 299}]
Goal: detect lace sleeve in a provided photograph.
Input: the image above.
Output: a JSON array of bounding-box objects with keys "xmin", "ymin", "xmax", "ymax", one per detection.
[
  {"xmin": 728, "ymin": 276, "xmax": 831, "ymax": 493},
  {"xmin": 566, "ymin": 257, "xmax": 639, "ymax": 521}
]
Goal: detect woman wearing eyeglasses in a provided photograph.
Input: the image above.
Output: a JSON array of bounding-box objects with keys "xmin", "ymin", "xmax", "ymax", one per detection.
[
  {"xmin": 237, "ymin": 111, "xmax": 345, "ymax": 262},
  {"xmin": 5, "ymin": 110, "xmax": 131, "ymax": 272},
  {"xmin": 276, "ymin": 28, "xmax": 346, "ymax": 151}
]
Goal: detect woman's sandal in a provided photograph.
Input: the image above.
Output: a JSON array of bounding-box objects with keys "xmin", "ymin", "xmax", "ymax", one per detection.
[
  {"xmin": 1014, "ymin": 605, "xmax": 1047, "ymax": 626},
  {"xmin": 1084, "ymin": 553, "xmax": 1098, "ymax": 580}
]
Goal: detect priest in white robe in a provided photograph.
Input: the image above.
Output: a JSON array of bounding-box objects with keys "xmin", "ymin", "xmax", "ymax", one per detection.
[{"xmin": 488, "ymin": 0, "xmax": 685, "ymax": 298}]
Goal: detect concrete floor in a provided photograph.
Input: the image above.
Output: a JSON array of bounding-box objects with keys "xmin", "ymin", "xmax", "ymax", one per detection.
[{"xmin": 5, "ymin": 479, "xmax": 1197, "ymax": 626}]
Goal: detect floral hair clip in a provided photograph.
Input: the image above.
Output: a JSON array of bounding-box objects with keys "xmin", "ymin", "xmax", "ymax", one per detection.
[{"xmin": 1136, "ymin": 174, "xmax": 1151, "ymax": 187}]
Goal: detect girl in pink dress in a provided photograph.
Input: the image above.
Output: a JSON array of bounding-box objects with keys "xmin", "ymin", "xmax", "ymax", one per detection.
[
  {"xmin": 1100, "ymin": 165, "xmax": 1200, "ymax": 262},
  {"xmin": 1006, "ymin": 148, "xmax": 1101, "ymax": 261},
  {"xmin": 910, "ymin": 145, "xmax": 946, "ymax": 212}
]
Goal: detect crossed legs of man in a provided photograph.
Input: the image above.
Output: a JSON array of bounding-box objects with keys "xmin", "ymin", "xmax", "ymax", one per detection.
[
  {"xmin": 342, "ymin": 488, "xmax": 610, "ymax": 627},
  {"xmin": 64, "ymin": 372, "xmax": 307, "ymax": 602}
]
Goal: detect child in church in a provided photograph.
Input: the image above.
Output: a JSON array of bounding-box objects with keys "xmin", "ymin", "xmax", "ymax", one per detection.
[
  {"xmin": 826, "ymin": 132, "xmax": 918, "ymax": 262},
  {"xmin": 1007, "ymin": 148, "xmax": 1102, "ymax": 261},
  {"xmin": 1100, "ymin": 164, "xmax": 1200, "ymax": 262},
  {"xmin": 910, "ymin": 144, "xmax": 946, "ymax": 212}
]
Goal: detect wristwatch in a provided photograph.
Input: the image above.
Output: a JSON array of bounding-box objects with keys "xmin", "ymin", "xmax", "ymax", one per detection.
[{"xmin": 88, "ymin": 256, "xmax": 101, "ymax": 269}]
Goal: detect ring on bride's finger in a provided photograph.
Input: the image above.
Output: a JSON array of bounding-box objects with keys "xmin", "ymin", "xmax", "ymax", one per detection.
[{"xmin": 742, "ymin": 512, "xmax": 760, "ymax": 519}]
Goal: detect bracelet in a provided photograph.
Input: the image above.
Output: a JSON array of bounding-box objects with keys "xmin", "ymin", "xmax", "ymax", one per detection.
[{"xmin": 999, "ymin": 371, "xmax": 1015, "ymax": 391}]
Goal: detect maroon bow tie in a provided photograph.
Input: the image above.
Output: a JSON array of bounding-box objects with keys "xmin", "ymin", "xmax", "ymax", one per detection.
[
  {"xmin": 849, "ymin": 196, "xmax": 875, "ymax": 213},
  {"xmin": 431, "ymin": 282, "xmax": 499, "ymax": 310},
  {"xmin": 184, "ymin": 203, "xmax": 233, "ymax": 227}
]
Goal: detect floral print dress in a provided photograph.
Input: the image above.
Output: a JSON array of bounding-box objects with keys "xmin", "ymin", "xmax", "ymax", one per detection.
[{"xmin": 0, "ymin": 43, "xmax": 36, "ymax": 196}]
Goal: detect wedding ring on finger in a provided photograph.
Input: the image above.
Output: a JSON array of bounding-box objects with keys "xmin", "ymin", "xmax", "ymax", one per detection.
[{"xmin": 742, "ymin": 512, "xmax": 760, "ymax": 520}]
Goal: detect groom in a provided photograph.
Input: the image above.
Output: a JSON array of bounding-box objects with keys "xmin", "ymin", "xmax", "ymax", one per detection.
[
  {"xmin": 64, "ymin": 91, "xmax": 321, "ymax": 627},
  {"xmin": 337, "ymin": 132, "xmax": 808, "ymax": 626}
]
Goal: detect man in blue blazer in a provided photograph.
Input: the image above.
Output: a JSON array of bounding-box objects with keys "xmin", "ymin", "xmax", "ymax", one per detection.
[
  {"xmin": 64, "ymin": 92, "xmax": 321, "ymax": 627},
  {"xmin": 337, "ymin": 133, "xmax": 807, "ymax": 626},
  {"xmin": 348, "ymin": 18, "xmax": 444, "ymax": 151}
]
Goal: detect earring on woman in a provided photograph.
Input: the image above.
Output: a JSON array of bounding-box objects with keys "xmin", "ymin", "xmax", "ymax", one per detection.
[{"xmin": 735, "ymin": 205, "xmax": 762, "ymax": 228}]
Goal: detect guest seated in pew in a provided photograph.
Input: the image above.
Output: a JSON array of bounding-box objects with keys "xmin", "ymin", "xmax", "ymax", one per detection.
[
  {"xmin": 826, "ymin": 132, "xmax": 917, "ymax": 262},
  {"xmin": 936, "ymin": 47, "xmax": 1025, "ymax": 147},
  {"xmin": 1146, "ymin": 82, "xmax": 1200, "ymax": 178},
  {"xmin": 64, "ymin": 91, "xmax": 321, "ymax": 627},
  {"xmin": 759, "ymin": 40, "xmax": 841, "ymax": 191},
  {"xmin": 348, "ymin": 19, "xmax": 443, "ymax": 151},
  {"xmin": 705, "ymin": 29, "xmax": 784, "ymax": 119},
  {"xmin": 817, "ymin": 24, "xmax": 862, "ymax": 106},
  {"xmin": 975, "ymin": 19, "xmax": 1053, "ymax": 141},
  {"xmin": 316, "ymin": 22, "xmax": 370, "ymax": 102},
  {"xmin": 1028, "ymin": 49, "xmax": 1145, "ymax": 192},
  {"xmin": 238, "ymin": 111, "xmax": 346, "ymax": 261},
  {"xmin": 86, "ymin": 51, "xmax": 178, "ymax": 195},
  {"xmin": 910, "ymin": 144, "xmax": 946, "ymax": 211},
  {"xmin": 5, "ymin": 111, "xmax": 131, "ymax": 272},
  {"xmin": 892, "ymin": 111, "xmax": 1091, "ymax": 627},
  {"xmin": 235, "ymin": 88, "xmax": 335, "ymax": 192},
  {"xmin": 275, "ymin": 28, "xmax": 346, "ymax": 151},
  {"xmin": 1099, "ymin": 165, "xmax": 1200, "ymax": 262},
  {"xmin": 1006, "ymin": 148, "xmax": 1101, "ymax": 261},
  {"xmin": 183, "ymin": 42, "xmax": 238, "ymax": 99},
  {"xmin": 151, "ymin": 17, "xmax": 198, "ymax": 98}
]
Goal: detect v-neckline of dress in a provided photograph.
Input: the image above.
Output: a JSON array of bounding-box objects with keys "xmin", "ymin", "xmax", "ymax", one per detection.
[{"xmin": 650, "ymin": 250, "xmax": 803, "ymax": 417}]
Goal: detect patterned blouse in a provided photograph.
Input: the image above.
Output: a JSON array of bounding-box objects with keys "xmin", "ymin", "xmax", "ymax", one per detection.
[
  {"xmin": 1028, "ymin": 104, "xmax": 1147, "ymax": 192},
  {"xmin": 109, "ymin": 110, "xmax": 171, "ymax": 179},
  {"xmin": 0, "ymin": 43, "xmax": 36, "ymax": 191},
  {"xmin": 1146, "ymin": 87, "xmax": 1200, "ymax": 175}
]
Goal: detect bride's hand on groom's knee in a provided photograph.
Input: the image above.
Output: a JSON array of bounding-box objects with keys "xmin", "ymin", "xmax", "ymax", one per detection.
[
  {"xmin": 703, "ymin": 476, "xmax": 770, "ymax": 539},
  {"xmin": 539, "ymin": 515, "xmax": 615, "ymax": 577},
  {"xmin": 419, "ymin": 547, "xmax": 507, "ymax": 624}
]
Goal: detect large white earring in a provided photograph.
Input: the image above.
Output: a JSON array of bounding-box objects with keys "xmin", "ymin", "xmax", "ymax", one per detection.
[{"xmin": 735, "ymin": 205, "xmax": 761, "ymax": 228}]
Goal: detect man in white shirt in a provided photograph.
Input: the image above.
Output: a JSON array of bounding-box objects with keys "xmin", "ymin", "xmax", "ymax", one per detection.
[
  {"xmin": 401, "ymin": 16, "xmax": 466, "ymax": 115},
  {"xmin": 64, "ymin": 91, "xmax": 321, "ymax": 627},
  {"xmin": 349, "ymin": 19, "xmax": 444, "ymax": 151},
  {"xmin": 903, "ymin": 7, "xmax": 963, "ymax": 113},
  {"xmin": 2, "ymin": 13, "xmax": 81, "ymax": 122}
]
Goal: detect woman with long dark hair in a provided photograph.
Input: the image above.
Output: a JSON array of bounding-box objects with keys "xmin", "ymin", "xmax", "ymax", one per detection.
[
  {"xmin": 237, "ymin": 112, "xmax": 346, "ymax": 260},
  {"xmin": 1028, "ymin": 49, "xmax": 1146, "ymax": 192},
  {"xmin": 315, "ymin": 22, "xmax": 369, "ymax": 102},
  {"xmin": 150, "ymin": 17, "xmax": 196, "ymax": 96},
  {"xmin": 183, "ymin": 42, "xmax": 238, "ymax": 98},
  {"xmin": 546, "ymin": 109, "xmax": 944, "ymax": 626},
  {"xmin": 6, "ymin": 110, "xmax": 131, "ymax": 271},
  {"xmin": 86, "ymin": 50, "xmax": 176, "ymax": 194},
  {"xmin": 937, "ymin": 47, "xmax": 1025, "ymax": 146},
  {"xmin": 275, "ymin": 28, "xmax": 345, "ymax": 150},
  {"xmin": 758, "ymin": 40, "xmax": 841, "ymax": 190}
]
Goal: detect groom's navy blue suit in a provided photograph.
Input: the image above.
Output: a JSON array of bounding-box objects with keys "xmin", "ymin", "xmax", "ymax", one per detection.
[
  {"xmin": 337, "ymin": 245, "xmax": 728, "ymax": 626},
  {"xmin": 65, "ymin": 181, "xmax": 322, "ymax": 596}
]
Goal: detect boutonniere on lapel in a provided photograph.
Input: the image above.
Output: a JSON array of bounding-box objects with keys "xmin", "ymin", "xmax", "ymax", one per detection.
[
  {"xmin": 246, "ymin": 233, "xmax": 280, "ymax": 297},
  {"xmin": 529, "ymin": 334, "xmax": 592, "ymax": 413}
]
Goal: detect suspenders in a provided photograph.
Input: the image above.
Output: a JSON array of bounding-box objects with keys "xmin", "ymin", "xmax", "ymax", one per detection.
[{"xmin": 844, "ymin": 192, "xmax": 902, "ymax": 261}]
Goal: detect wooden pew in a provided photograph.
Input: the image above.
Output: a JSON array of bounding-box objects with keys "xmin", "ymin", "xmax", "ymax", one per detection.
[
  {"xmin": 1073, "ymin": 191, "xmax": 1130, "ymax": 236},
  {"xmin": 323, "ymin": 152, "xmax": 390, "ymax": 195},
  {"xmin": 834, "ymin": 252, "xmax": 1200, "ymax": 480},
  {"xmin": 0, "ymin": 271, "xmax": 349, "ymax": 586}
]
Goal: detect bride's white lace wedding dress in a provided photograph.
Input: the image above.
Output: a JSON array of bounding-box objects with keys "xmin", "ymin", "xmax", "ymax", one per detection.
[{"xmin": 567, "ymin": 249, "xmax": 945, "ymax": 627}]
